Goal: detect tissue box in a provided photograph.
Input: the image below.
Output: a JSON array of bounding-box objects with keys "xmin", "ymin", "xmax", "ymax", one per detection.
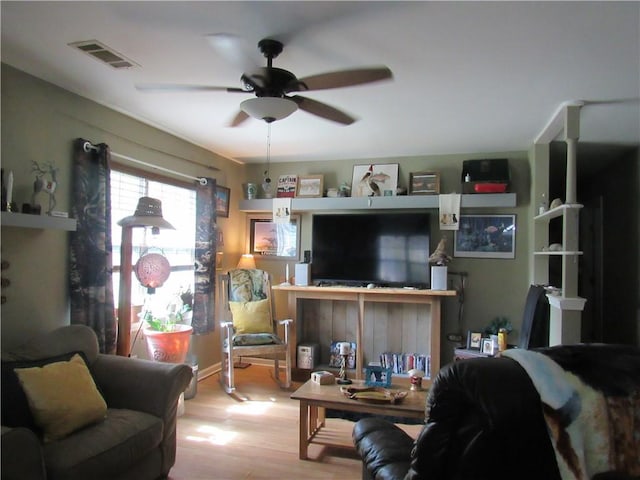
[{"xmin": 311, "ymin": 371, "xmax": 335, "ymax": 385}]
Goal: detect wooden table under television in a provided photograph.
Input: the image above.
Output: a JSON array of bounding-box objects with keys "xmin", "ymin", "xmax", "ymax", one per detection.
[{"xmin": 290, "ymin": 379, "xmax": 427, "ymax": 460}]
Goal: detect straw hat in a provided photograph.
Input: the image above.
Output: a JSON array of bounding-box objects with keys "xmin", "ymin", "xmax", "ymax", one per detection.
[{"xmin": 117, "ymin": 197, "xmax": 175, "ymax": 230}]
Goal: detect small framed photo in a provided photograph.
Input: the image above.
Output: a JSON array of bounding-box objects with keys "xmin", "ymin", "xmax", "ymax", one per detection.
[
  {"xmin": 296, "ymin": 175, "xmax": 324, "ymax": 198},
  {"xmin": 215, "ymin": 185, "xmax": 230, "ymax": 218},
  {"xmin": 481, "ymin": 338, "xmax": 495, "ymax": 356},
  {"xmin": 364, "ymin": 365, "xmax": 392, "ymax": 388},
  {"xmin": 466, "ymin": 331, "xmax": 483, "ymax": 350},
  {"xmin": 409, "ymin": 171, "xmax": 440, "ymax": 195}
]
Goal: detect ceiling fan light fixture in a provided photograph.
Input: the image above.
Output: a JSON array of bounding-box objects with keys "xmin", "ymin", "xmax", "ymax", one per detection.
[{"xmin": 240, "ymin": 97, "xmax": 298, "ymax": 123}]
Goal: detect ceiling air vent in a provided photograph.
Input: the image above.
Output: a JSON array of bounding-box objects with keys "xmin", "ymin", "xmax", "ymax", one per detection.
[{"xmin": 68, "ymin": 40, "xmax": 138, "ymax": 69}]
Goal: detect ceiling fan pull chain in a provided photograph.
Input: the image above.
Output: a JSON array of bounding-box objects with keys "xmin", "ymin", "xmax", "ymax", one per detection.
[{"xmin": 262, "ymin": 123, "xmax": 273, "ymax": 198}]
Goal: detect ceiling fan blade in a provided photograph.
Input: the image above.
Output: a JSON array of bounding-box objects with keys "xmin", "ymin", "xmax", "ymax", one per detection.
[
  {"xmin": 229, "ymin": 110, "xmax": 250, "ymax": 127},
  {"xmin": 290, "ymin": 95, "xmax": 356, "ymax": 125},
  {"xmin": 135, "ymin": 83, "xmax": 247, "ymax": 93},
  {"xmin": 293, "ymin": 67, "xmax": 393, "ymax": 92}
]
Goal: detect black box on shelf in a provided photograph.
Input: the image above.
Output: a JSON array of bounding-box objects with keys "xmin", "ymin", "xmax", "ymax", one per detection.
[{"xmin": 461, "ymin": 158, "xmax": 510, "ymax": 194}]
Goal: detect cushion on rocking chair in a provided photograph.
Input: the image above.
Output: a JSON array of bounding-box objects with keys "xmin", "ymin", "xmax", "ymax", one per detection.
[
  {"xmin": 232, "ymin": 333, "xmax": 281, "ymax": 346},
  {"xmin": 228, "ymin": 299, "xmax": 272, "ymax": 334}
]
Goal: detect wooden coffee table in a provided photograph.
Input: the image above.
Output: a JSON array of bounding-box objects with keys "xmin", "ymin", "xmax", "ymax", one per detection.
[{"xmin": 290, "ymin": 379, "xmax": 427, "ymax": 460}]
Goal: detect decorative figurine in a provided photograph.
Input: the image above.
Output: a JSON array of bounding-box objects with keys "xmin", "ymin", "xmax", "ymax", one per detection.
[{"xmin": 31, "ymin": 160, "xmax": 58, "ymax": 215}]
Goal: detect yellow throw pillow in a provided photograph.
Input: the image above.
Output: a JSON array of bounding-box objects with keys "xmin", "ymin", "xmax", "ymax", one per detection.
[
  {"xmin": 14, "ymin": 353, "xmax": 107, "ymax": 442},
  {"xmin": 229, "ymin": 298, "xmax": 272, "ymax": 334}
]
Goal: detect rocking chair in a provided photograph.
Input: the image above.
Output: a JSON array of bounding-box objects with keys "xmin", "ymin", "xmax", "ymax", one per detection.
[{"xmin": 219, "ymin": 268, "xmax": 292, "ymax": 394}]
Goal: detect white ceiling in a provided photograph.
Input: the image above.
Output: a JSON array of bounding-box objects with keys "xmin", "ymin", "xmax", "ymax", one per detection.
[{"xmin": 2, "ymin": 1, "xmax": 639, "ymax": 165}]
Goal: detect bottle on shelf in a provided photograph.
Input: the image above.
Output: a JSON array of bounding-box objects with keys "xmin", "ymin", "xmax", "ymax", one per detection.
[{"xmin": 538, "ymin": 193, "xmax": 548, "ymax": 215}]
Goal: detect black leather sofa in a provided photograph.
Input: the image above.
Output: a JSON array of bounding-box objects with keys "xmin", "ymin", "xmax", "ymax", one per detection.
[{"xmin": 353, "ymin": 344, "xmax": 640, "ymax": 480}]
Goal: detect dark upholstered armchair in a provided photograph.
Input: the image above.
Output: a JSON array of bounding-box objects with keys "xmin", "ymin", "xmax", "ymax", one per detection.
[
  {"xmin": 1, "ymin": 325, "xmax": 193, "ymax": 480},
  {"xmin": 353, "ymin": 344, "xmax": 640, "ymax": 480}
]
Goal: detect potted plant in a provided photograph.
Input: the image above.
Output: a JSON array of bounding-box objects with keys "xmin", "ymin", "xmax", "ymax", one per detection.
[{"xmin": 142, "ymin": 291, "xmax": 193, "ymax": 363}]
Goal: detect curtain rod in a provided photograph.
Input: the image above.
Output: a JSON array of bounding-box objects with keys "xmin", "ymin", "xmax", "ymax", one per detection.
[{"xmin": 83, "ymin": 141, "xmax": 208, "ymax": 186}]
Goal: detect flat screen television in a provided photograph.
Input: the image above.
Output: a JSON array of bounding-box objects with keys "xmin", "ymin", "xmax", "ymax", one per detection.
[{"xmin": 311, "ymin": 212, "xmax": 431, "ymax": 288}]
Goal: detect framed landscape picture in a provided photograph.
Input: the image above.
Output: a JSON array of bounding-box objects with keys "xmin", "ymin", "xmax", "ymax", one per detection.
[
  {"xmin": 454, "ymin": 214, "xmax": 516, "ymax": 259},
  {"xmin": 351, "ymin": 164, "xmax": 398, "ymax": 197},
  {"xmin": 409, "ymin": 171, "xmax": 440, "ymax": 195},
  {"xmin": 296, "ymin": 175, "xmax": 324, "ymax": 198},
  {"xmin": 248, "ymin": 215, "xmax": 300, "ymax": 259},
  {"xmin": 215, "ymin": 185, "xmax": 230, "ymax": 218}
]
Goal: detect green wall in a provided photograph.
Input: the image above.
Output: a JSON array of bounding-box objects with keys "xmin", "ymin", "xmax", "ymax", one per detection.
[
  {"xmin": 1, "ymin": 63, "xmax": 539, "ymax": 369},
  {"xmin": 246, "ymin": 153, "xmax": 533, "ymax": 361},
  {"xmin": 0, "ymin": 64, "xmax": 248, "ymax": 371}
]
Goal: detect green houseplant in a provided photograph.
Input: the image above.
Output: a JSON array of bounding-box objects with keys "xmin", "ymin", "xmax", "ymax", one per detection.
[{"xmin": 143, "ymin": 289, "xmax": 193, "ymax": 363}]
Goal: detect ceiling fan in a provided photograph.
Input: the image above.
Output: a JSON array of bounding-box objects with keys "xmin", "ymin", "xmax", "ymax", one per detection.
[{"xmin": 135, "ymin": 37, "xmax": 393, "ymax": 126}]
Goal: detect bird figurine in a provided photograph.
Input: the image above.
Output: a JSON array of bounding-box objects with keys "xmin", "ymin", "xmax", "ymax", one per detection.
[{"xmin": 429, "ymin": 237, "xmax": 452, "ymax": 265}]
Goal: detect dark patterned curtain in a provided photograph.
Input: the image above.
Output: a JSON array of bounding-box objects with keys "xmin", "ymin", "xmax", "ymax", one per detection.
[
  {"xmin": 69, "ymin": 138, "xmax": 116, "ymax": 353},
  {"xmin": 192, "ymin": 178, "xmax": 217, "ymax": 334}
]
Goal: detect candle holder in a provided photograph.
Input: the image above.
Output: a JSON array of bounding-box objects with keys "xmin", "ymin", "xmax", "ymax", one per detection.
[{"xmin": 336, "ymin": 342, "xmax": 352, "ymax": 385}]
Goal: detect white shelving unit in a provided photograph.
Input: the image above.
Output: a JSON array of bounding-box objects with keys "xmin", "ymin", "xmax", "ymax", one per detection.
[
  {"xmin": 532, "ymin": 103, "xmax": 586, "ymax": 345},
  {"xmin": 533, "ymin": 204, "xmax": 583, "ymax": 257},
  {"xmin": 240, "ymin": 193, "xmax": 516, "ymax": 212},
  {"xmin": 1, "ymin": 212, "xmax": 77, "ymax": 231}
]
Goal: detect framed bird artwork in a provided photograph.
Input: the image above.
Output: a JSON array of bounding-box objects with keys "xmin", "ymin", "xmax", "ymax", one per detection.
[{"xmin": 351, "ymin": 164, "xmax": 399, "ymax": 197}]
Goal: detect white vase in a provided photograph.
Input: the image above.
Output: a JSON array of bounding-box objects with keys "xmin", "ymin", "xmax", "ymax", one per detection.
[{"xmin": 431, "ymin": 265, "xmax": 448, "ymax": 290}]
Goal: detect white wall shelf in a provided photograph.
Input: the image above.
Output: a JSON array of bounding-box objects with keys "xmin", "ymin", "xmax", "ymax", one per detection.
[
  {"xmin": 1, "ymin": 212, "xmax": 77, "ymax": 231},
  {"xmin": 533, "ymin": 251, "xmax": 583, "ymax": 256},
  {"xmin": 240, "ymin": 193, "xmax": 516, "ymax": 212},
  {"xmin": 534, "ymin": 203, "xmax": 583, "ymax": 222}
]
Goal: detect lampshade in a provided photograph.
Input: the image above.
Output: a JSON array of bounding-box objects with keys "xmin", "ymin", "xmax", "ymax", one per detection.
[
  {"xmin": 134, "ymin": 252, "xmax": 171, "ymax": 293},
  {"xmin": 237, "ymin": 254, "xmax": 256, "ymax": 269},
  {"xmin": 118, "ymin": 197, "xmax": 175, "ymax": 230},
  {"xmin": 240, "ymin": 97, "xmax": 298, "ymax": 123}
]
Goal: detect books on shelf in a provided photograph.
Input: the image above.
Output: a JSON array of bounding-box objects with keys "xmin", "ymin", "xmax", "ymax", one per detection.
[
  {"xmin": 276, "ymin": 175, "xmax": 297, "ymax": 198},
  {"xmin": 379, "ymin": 352, "xmax": 430, "ymax": 378}
]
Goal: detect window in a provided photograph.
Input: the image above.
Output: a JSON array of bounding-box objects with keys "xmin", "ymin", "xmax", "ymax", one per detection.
[{"xmin": 110, "ymin": 168, "xmax": 196, "ymax": 322}]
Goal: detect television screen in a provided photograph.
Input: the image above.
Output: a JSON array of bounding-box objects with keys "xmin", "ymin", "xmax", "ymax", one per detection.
[{"xmin": 311, "ymin": 212, "xmax": 431, "ymax": 288}]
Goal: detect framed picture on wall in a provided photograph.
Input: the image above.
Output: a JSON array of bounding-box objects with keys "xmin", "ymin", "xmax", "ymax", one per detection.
[
  {"xmin": 351, "ymin": 164, "xmax": 398, "ymax": 197},
  {"xmin": 248, "ymin": 214, "xmax": 300, "ymax": 260},
  {"xmin": 215, "ymin": 185, "xmax": 230, "ymax": 218},
  {"xmin": 454, "ymin": 214, "xmax": 516, "ymax": 259}
]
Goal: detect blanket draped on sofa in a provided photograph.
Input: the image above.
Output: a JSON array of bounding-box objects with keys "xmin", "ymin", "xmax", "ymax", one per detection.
[{"xmin": 503, "ymin": 348, "xmax": 640, "ymax": 480}]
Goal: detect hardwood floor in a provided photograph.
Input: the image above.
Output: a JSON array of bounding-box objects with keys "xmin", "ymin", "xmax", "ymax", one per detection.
[{"xmin": 170, "ymin": 365, "xmax": 373, "ymax": 480}]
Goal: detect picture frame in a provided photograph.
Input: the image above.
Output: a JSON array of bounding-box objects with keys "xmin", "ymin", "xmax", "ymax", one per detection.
[
  {"xmin": 247, "ymin": 214, "xmax": 300, "ymax": 260},
  {"xmin": 351, "ymin": 163, "xmax": 399, "ymax": 197},
  {"xmin": 364, "ymin": 365, "xmax": 392, "ymax": 388},
  {"xmin": 466, "ymin": 331, "xmax": 483, "ymax": 350},
  {"xmin": 296, "ymin": 175, "xmax": 324, "ymax": 198},
  {"xmin": 409, "ymin": 171, "xmax": 440, "ymax": 195},
  {"xmin": 454, "ymin": 214, "xmax": 516, "ymax": 259},
  {"xmin": 215, "ymin": 185, "xmax": 230, "ymax": 218},
  {"xmin": 481, "ymin": 338, "xmax": 495, "ymax": 356}
]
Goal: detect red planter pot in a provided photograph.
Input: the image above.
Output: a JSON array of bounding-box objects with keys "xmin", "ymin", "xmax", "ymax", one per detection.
[{"xmin": 143, "ymin": 325, "xmax": 193, "ymax": 363}]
